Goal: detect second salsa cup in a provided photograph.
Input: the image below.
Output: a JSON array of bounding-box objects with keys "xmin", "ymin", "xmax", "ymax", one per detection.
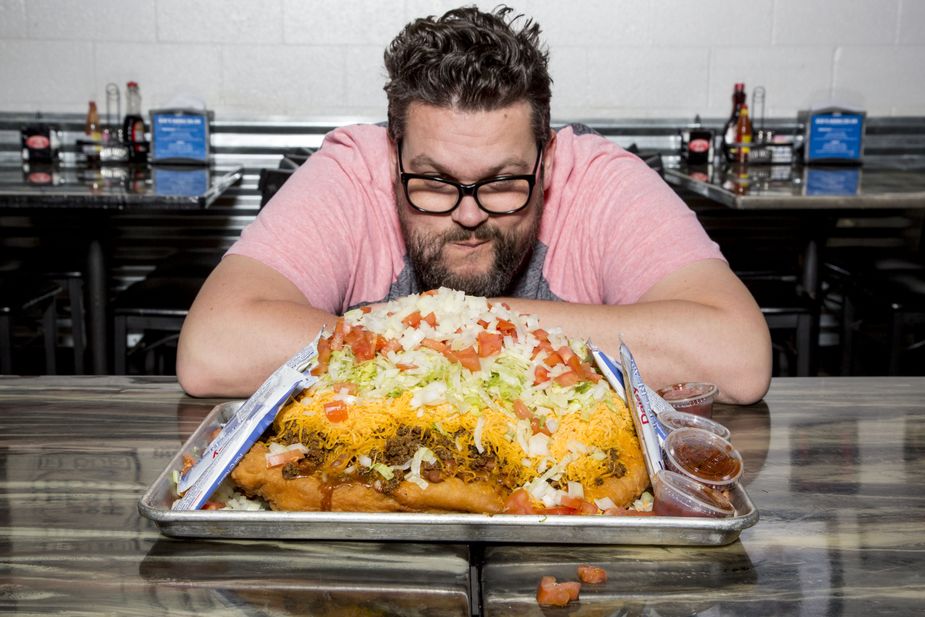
[{"xmin": 656, "ymin": 382, "xmax": 718, "ymax": 418}]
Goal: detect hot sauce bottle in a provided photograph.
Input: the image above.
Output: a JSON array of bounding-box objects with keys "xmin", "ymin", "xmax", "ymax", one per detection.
[
  {"xmin": 735, "ymin": 104, "xmax": 754, "ymax": 164},
  {"xmin": 721, "ymin": 83, "xmax": 747, "ymax": 162}
]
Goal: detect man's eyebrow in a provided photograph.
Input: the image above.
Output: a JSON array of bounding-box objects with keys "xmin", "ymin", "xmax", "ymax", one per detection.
[{"xmin": 407, "ymin": 153, "xmax": 531, "ymax": 178}]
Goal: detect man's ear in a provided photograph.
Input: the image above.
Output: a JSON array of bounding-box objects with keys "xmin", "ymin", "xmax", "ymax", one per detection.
[
  {"xmin": 542, "ymin": 130, "xmax": 557, "ymax": 189},
  {"xmin": 388, "ymin": 137, "xmax": 397, "ymax": 175}
]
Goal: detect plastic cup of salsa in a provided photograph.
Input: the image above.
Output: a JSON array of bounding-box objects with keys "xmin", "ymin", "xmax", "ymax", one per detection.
[
  {"xmin": 652, "ymin": 470, "xmax": 735, "ymax": 518},
  {"xmin": 662, "ymin": 427, "xmax": 743, "ymax": 489},
  {"xmin": 656, "ymin": 382, "xmax": 719, "ymax": 418}
]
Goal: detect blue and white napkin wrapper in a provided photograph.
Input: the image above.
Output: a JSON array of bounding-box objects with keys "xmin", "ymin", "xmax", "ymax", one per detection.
[{"xmin": 173, "ymin": 330, "xmax": 323, "ymax": 510}]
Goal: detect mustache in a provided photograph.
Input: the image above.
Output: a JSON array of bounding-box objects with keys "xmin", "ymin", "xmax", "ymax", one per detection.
[{"xmin": 439, "ymin": 224, "xmax": 501, "ymax": 244}]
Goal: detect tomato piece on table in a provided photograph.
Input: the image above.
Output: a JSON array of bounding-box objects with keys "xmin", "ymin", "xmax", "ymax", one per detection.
[
  {"xmin": 536, "ymin": 576, "xmax": 580, "ymax": 607},
  {"xmin": 577, "ymin": 565, "xmax": 608, "ymax": 584}
]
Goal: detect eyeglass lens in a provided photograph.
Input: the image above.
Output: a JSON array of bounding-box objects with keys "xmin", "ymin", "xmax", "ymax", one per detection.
[{"xmin": 405, "ymin": 176, "xmax": 532, "ymax": 213}]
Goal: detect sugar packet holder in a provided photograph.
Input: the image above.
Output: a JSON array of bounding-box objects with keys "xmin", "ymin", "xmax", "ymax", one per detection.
[
  {"xmin": 173, "ymin": 330, "xmax": 323, "ymax": 511},
  {"xmin": 589, "ymin": 341, "xmax": 666, "ymax": 480}
]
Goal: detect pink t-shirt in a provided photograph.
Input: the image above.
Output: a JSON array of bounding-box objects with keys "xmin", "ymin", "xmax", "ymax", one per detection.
[{"xmin": 228, "ymin": 124, "xmax": 723, "ymax": 315}]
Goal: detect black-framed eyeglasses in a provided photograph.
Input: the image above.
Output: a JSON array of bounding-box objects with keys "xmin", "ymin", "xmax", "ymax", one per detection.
[{"xmin": 397, "ymin": 140, "xmax": 543, "ymax": 215}]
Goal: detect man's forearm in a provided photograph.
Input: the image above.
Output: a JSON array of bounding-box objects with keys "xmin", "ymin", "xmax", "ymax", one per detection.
[
  {"xmin": 494, "ymin": 297, "xmax": 771, "ymax": 405},
  {"xmin": 177, "ymin": 299, "xmax": 333, "ymax": 398}
]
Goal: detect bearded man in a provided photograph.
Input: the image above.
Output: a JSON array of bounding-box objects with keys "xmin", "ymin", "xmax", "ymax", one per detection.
[{"xmin": 177, "ymin": 6, "xmax": 771, "ymax": 404}]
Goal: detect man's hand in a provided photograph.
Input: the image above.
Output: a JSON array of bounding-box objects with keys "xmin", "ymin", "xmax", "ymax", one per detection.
[{"xmin": 494, "ymin": 259, "xmax": 771, "ymax": 405}]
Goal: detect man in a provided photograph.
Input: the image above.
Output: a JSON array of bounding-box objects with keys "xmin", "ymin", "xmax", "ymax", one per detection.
[{"xmin": 177, "ymin": 6, "xmax": 771, "ymax": 403}]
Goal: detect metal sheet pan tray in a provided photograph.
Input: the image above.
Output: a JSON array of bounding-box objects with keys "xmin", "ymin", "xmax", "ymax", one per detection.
[{"xmin": 139, "ymin": 401, "xmax": 759, "ymax": 545}]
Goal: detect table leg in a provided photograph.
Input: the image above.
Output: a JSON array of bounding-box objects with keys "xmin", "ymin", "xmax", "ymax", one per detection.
[{"xmin": 85, "ymin": 238, "xmax": 109, "ymax": 374}]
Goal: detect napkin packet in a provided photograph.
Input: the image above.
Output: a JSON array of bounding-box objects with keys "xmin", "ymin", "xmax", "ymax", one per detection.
[{"xmin": 173, "ymin": 331, "xmax": 322, "ymax": 510}]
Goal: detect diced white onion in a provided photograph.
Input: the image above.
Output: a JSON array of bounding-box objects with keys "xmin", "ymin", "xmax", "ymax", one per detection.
[
  {"xmin": 594, "ymin": 497, "xmax": 617, "ymax": 511},
  {"xmin": 410, "ymin": 446, "xmax": 436, "ymax": 479},
  {"xmin": 358, "ymin": 454, "xmax": 372, "ymax": 467},
  {"xmin": 474, "ymin": 416, "xmax": 485, "ymax": 454},
  {"xmin": 527, "ymin": 432, "xmax": 550, "ymax": 457},
  {"xmin": 567, "ymin": 481, "xmax": 584, "ymax": 499}
]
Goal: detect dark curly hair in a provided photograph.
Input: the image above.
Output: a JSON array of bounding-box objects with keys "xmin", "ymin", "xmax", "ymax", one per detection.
[{"xmin": 384, "ymin": 5, "xmax": 551, "ymax": 145}]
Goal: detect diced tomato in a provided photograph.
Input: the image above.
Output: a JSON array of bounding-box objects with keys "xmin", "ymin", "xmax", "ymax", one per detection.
[
  {"xmin": 531, "ymin": 339, "xmax": 554, "ymax": 360},
  {"xmin": 557, "ymin": 346, "xmax": 582, "ymax": 372},
  {"xmin": 495, "ymin": 318, "xmax": 518, "ymax": 341},
  {"xmin": 330, "ymin": 382, "xmax": 358, "ymax": 396},
  {"xmin": 543, "ymin": 351, "xmax": 563, "ymax": 367},
  {"xmin": 422, "ymin": 311, "xmax": 438, "ymax": 327},
  {"xmin": 421, "ymin": 289, "xmax": 438, "ymax": 296},
  {"xmin": 360, "ymin": 306, "xmax": 371, "ymax": 313},
  {"xmin": 578, "ymin": 361, "xmax": 603, "ymax": 383},
  {"xmin": 453, "ymin": 345, "xmax": 481, "ymax": 372},
  {"xmin": 531, "ymin": 328, "xmax": 549, "ymax": 342},
  {"xmin": 477, "ymin": 319, "xmax": 489, "ymax": 328},
  {"xmin": 381, "ymin": 338, "xmax": 403, "ymax": 353},
  {"xmin": 201, "ymin": 501, "xmax": 225, "ymax": 511},
  {"xmin": 324, "ymin": 400, "xmax": 349, "ymax": 423},
  {"xmin": 477, "ymin": 331, "xmax": 504, "ymax": 357},
  {"xmin": 560, "ymin": 495, "xmax": 598, "ymax": 514},
  {"xmin": 345, "ymin": 327, "xmax": 376, "ymax": 362},
  {"xmin": 396, "ymin": 362, "xmax": 418, "ymax": 371},
  {"xmin": 181, "ymin": 453, "xmax": 195, "ymax": 475},
  {"xmin": 265, "ymin": 447, "xmax": 306, "ymax": 468},
  {"xmin": 533, "ymin": 365, "xmax": 550, "ymax": 386},
  {"xmin": 577, "ymin": 565, "xmax": 608, "ymax": 584},
  {"xmin": 501, "ymin": 302, "xmax": 512, "ymax": 310},
  {"xmin": 419, "ymin": 338, "xmax": 448, "ymax": 353},
  {"xmin": 513, "ymin": 399, "xmax": 533, "ymax": 420},
  {"xmin": 503, "ymin": 489, "xmax": 538, "ymax": 514},
  {"xmin": 530, "ymin": 416, "xmax": 551, "ymax": 436},
  {"xmin": 330, "ymin": 318, "xmax": 349, "ymax": 350},
  {"xmin": 536, "ymin": 576, "xmax": 580, "ymax": 607},
  {"xmin": 554, "ymin": 370, "xmax": 581, "ymax": 387},
  {"xmin": 311, "ymin": 337, "xmax": 333, "ymax": 376},
  {"xmin": 560, "ymin": 581, "xmax": 581, "ymax": 601},
  {"xmin": 401, "ymin": 310, "xmax": 422, "ymax": 328}
]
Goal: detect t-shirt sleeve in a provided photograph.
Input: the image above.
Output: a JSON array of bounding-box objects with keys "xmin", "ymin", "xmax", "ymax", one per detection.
[
  {"xmin": 543, "ymin": 133, "xmax": 724, "ymax": 305},
  {"xmin": 226, "ymin": 126, "xmax": 399, "ymax": 314}
]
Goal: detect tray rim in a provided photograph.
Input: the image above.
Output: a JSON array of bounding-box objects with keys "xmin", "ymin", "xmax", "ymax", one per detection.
[{"xmin": 138, "ymin": 401, "xmax": 759, "ymax": 545}]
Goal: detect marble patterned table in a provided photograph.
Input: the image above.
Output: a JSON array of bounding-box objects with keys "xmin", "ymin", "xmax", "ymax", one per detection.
[{"xmin": 1, "ymin": 375, "xmax": 922, "ymax": 615}]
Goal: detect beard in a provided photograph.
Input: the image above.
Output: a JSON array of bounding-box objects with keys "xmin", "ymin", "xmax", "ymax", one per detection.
[{"xmin": 398, "ymin": 192, "xmax": 543, "ymax": 298}]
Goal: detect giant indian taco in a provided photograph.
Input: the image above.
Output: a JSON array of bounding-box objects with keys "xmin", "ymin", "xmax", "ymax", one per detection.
[{"xmin": 230, "ymin": 288, "xmax": 649, "ymax": 515}]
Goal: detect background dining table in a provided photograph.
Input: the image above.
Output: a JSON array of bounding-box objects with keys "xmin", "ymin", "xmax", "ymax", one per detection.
[
  {"xmin": 0, "ymin": 374, "xmax": 922, "ymax": 615},
  {"xmin": 0, "ymin": 164, "xmax": 243, "ymax": 375}
]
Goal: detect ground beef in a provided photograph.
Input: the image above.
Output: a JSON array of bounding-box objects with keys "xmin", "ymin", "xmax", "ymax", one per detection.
[{"xmin": 605, "ymin": 448, "xmax": 627, "ymax": 478}]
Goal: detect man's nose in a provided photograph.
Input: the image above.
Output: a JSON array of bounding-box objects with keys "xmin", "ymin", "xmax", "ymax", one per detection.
[{"xmin": 450, "ymin": 194, "xmax": 490, "ymax": 228}]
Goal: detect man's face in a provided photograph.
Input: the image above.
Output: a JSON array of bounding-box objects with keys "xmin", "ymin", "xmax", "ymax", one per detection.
[{"xmin": 393, "ymin": 100, "xmax": 547, "ymax": 297}]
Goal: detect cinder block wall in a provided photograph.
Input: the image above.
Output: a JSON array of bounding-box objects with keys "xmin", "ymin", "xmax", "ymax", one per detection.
[{"xmin": 1, "ymin": 0, "xmax": 924, "ymax": 120}]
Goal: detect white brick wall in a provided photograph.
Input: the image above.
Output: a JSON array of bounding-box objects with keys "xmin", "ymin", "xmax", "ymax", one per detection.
[{"xmin": 0, "ymin": 0, "xmax": 922, "ymax": 119}]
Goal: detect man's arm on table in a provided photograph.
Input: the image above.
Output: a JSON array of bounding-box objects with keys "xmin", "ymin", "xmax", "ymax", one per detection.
[
  {"xmin": 177, "ymin": 254, "xmax": 333, "ymax": 398},
  {"xmin": 497, "ymin": 259, "xmax": 772, "ymax": 405}
]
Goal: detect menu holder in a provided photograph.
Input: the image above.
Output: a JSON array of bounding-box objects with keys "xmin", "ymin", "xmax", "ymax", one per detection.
[{"xmin": 150, "ymin": 108, "xmax": 212, "ymax": 165}]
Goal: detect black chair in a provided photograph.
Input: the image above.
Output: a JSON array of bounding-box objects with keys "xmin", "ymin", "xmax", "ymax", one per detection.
[
  {"xmin": 697, "ymin": 210, "xmax": 819, "ymax": 376},
  {"xmin": 0, "ymin": 275, "xmax": 61, "ymax": 374},
  {"xmin": 822, "ymin": 211, "xmax": 925, "ymax": 375},
  {"xmin": 831, "ymin": 256, "xmax": 925, "ymax": 375},
  {"xmin": 112, "ymin": 160, "xmax": 299, "ymax": 375},
  {"xmin": 23, "ymin": 257, "xmax": 86, "ymax": 374}
]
